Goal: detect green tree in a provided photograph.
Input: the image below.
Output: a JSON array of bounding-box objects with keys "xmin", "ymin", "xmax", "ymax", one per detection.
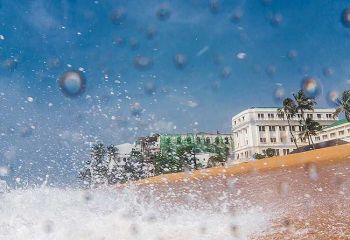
[
  {"xmin": 253, "ymin": 153, "xmax": 266, "ymax": 160},
  {"xmin": 277, "ymin": 98, "xmax": 299, "ymax": 149},
  {"xmin": 299, "ymin": 118, "xmax": 322, "ymax": 149},
  {"xmin": 333, "ymin": 90, "xmax": 350, "ymax": 122},
  {"xmin": 264, "ymin": 148, "xmax": 276, "ymax": 157},
  {"xmin": 79, "ymin": 143, "xmax": 108, "ymax": 187}
]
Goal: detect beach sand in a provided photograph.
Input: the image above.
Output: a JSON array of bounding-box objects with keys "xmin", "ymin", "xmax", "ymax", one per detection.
[{"xmin": 131, "ymin": 144, "xmax": 350, "ymax": 239}]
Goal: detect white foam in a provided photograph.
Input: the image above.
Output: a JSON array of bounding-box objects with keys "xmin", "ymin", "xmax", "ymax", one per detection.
[{"xmin": 0, "ymin": 187, "xmax": 270, "ymax": 240}]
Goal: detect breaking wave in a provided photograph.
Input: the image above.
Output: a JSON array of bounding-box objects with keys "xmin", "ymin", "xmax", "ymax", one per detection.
[{"xmin": 0, "ymin": 187, "xmax": 270, "ymax": 240}]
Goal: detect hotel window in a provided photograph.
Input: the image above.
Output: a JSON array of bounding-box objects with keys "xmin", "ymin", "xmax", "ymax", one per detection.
[
  {"xmin": 315, "ymin": 136, "xmax": 320, "ymax": 141},
  {"xmin": 307, "ymin": 114, "xmax": 313, "ymax": 119},
  {"xmin": 283, "ymin": 149, "xmax": 290, "ymax": 155},
  {"xmin": 275, "ymin": 149, "xmax": 280, "ymax": 156},
  {"xmin": 322, "ymin": 135, "xmax": 328, "ymax": 140},
  {"xmin": 258, "ymin": 126, "xmax": 265, "ymax": 132},
  {"xmin": 317, "ymin": 114, "xmax": 322, "ymax": 119},
  {"xmin": 270, "ymin": 138, "xmax": 277, "ymax": 143},
  {"xmin": 242, "ymin": 116, "xmax": 245, "ymax": 121},
  {"xmin": 224, "ymin": 137, "xmax": 229, "ymax": 144},
  {"xmin": 258, "ymin": 113, "xmax": 265, "ymax": 119},
  {"xmin": 269, "ymin": 126, "xmax": 276, "ymax": 131},
  {"xmin": 277, "ymin": 113, "xmax": 284, "ymax": 119},
  {"xmin": 279, "ymin": 126, "xmax": 286, "ymax": 131},
  {"xmin": 205, "ymin": 137, "xmax": 210, "ymax": 144},
  {"xmin": 330, "ymin": 132, "xmax": 336, "ymax": 138},
  {"xmin": 268, "ymin": 113, "xmax": 274, "ymax": 119},
  {"xmin": 260, "ymin": 138, "xmax": 266, "ymax": 143},
  {"xmin": 339, "ymin": 130, "xmax": 344, "ymax": 136},
  {"xmin": 297, "ymin": 114, "xmax": 302, "ymax": 119},
  {"xmin": 290, "ymin": 126, "xmax": 295, "ymax": 131},
  {"xmin": 326, "ymin": 114, "xmax": 332, "ymax": 119}
]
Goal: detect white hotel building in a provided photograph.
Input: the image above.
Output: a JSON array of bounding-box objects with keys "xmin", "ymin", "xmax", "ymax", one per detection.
[{"xmin": 232, "ymin": 107, "xmax": 338, "ymax": 162}]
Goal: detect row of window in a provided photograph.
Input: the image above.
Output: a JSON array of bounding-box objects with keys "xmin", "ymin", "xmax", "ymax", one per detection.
[
  {"xmin": 165, "ymin": 136, "xmax": 231, "ymax": 145},
  {"xmin": 258, "ymin": 125, "xmax": 312, "ymax": 132},
  {"xmin": 236, "ymin": 148, "xmax": 292, "ymax": 159},
  {"xmin": 315, "ymin": 128, "xmax": 350, "ymax": 141},
  {"xmin": 258, "ymin": 113, "xmax": 333, "ymax": 120}
]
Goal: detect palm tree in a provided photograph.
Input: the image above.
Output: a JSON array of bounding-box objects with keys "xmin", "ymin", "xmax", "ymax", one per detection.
[
  {"xmin": 277, "ymin": 98, "xmax": 299, "ymax": 149},
  {"xmin": 299, "ymin": 118, "xmax": 322, "ymax": 150},
  {"xmin": 293, "ymin": 89, "xmax": 316, "ymax": 120},
  {"xmin": 333, "ymin": 90, "xmax": 350, "ymax": 122}
]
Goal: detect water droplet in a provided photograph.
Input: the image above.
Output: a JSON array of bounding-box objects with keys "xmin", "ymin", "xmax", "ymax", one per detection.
[
  {"xmin": 236, "ymin": 52, "xmax": 247, "ymax": 60},
  {"xmin": 156, "ymin": 4, "xmax": 171, "ymax": 21},
  {"xmin": 2, "ymin": 58, "xmax": 18, "ymax": 71},
  {"xmin": 269, "ymin": 13, "xmax": 283, "ymax": 27},
  {"xmin": 266, "ymin": 64, "xmax": 276, "ymax": 77},
  {"xmin": 322, "ymin": 66, "xmax": 334, "ymax": 77},
  {"xmin": 110, "ymin": 8, "xmax": 126, "ymax": 25},
  {"xmin": 327, "ymin": 90, "xmax": 338, "ymax": 107},
  {"xmin": 146, "ymin": 26, "xmax": 157, "ymax": 39},
  {"xmin": 209, "ymin": 0, "xmax": 220, "ymax": 14},
  {"xmin": 341, "ymin": 8, "xmax": 350, "ymax": 28},
  {"xmin": 129, "ymin": 37, "xmax": 139, "ymax": 50},
  {"xmin": 301, "ymin": 77, "xmax": 321, "ymax": 98},
  {"xmin": 174, "ymin": 53, "xmax": 187, "ymax": 69},
  {"xmin": 287, "ymin": 49, "xmax": 297, "ymax": 60},
  {"xmin": 273, "ymin": 85, "xmax": 285, "ymax": 103},
  {"xmin": 43, "ymin": 220, "xmax": 54, "ymax": 234},
  {"xmin": 221, "ymin": 66, "xmax": 232, "ymax": 78},
  {"xmin": 231, "ymin": 8, "xmax": 243, "ymax": 23},
  {"xmin": 58, "ymin": 70, "xmax": 86, "ymax": 98},
  {"xmin": 0, "ymin": 166, "xmax": 9, "ymax": 177},
  {"xmin": 130, "ymin": 102, "xmax": 143, "ymax": 116},
  {"xmin": 144, "ymin": 81, "xmax": 156, "ymax": 95},
  {"xmin": 133, "ymin": 56, "xmax": 153, "ymax": 71}
]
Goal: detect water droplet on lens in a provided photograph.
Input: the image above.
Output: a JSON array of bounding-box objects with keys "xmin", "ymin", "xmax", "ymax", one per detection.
[
  {"xmin": 236, "ymin": 52, "xmax": 247, "ymax": 60},
  {"xmin": 110, "ymin": 8, "xmax": 126, "ymax": 25},
  {"xmin": 327, "ymin": 90, "xmax": 338, "ymax": 107},
  {"xmin": 266, "ymin": 64, "xmax": 276, "ymax": 77},
  {"xmin": 273, "ymin": 85, "xmax": 285, "ymax": 103},
  {"xmin": 209, "ymin": 0, "xmax": 220, "ymax": 14},
  {"xmin": 231, "ymin": 8, "xmax": 243, "ymax": 23},
  {"xmin": 341, "ymin": 8, "xmax": 350, "ymax": 28},
  {"xmin": 144, "ymin": 81, "xmax": 157, "ymax": 95},
  {"xmin": 174, "ymin": 53, "xmax": 187, "ymax": 69},
  {"xmin": 129, "ymin": 37, "xmax": 139, "ymax": 50},
  {"xmin": 322, "ymin": 66, "xmax": 333, "ymax": 77},
  {"xmin": 287, "ymin": 50, "xmax": 297, "ymax": 60},
  {"xmin": 146, "ymin": 26, "xmax": 157, "ymax": 39},
  {"xmin": 59, "ymin": 70, "xmax": 86, "ymax": 98},
  {"xmin": 2, "ymin": 58, "xmax": 18, "ymax": 71},
  {"xmin": 156, "ymin": 4, "xmax": 171, "ymax": 21},
  {"xmin": 134, "ymin": 56, "xmax": 153, "ymax": 71},
  {"xmin": 221, "ymin": 66, "xmax": 232, "ymax": 78},
  {"xmin": 43, "ymin": 220, "xmax": 54, "ymax": 234},
  {"xmin": 130, "ymin": 102, "xmax": 143, "ymax": 116},
  {"xmin": 301, "ymin": 77, "xmax": 321, "ymax": 98},
  {"xmin": 0, "ymin": 166, "xmax": 9, "ymax": 177},
  {"xmin": 269, "ymin": 13, "xmax": 283, "ymax": 27}
]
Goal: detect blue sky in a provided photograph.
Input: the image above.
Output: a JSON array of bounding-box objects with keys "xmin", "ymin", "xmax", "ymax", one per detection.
[{"xmin": 1, "ymin": 0, "xmax": 350, "ymax": 185}]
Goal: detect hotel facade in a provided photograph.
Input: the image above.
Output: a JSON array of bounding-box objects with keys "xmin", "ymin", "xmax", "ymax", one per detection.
[{"xmin": 232, "ymin": 107, "xmax": 338, "ymax": 162}]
